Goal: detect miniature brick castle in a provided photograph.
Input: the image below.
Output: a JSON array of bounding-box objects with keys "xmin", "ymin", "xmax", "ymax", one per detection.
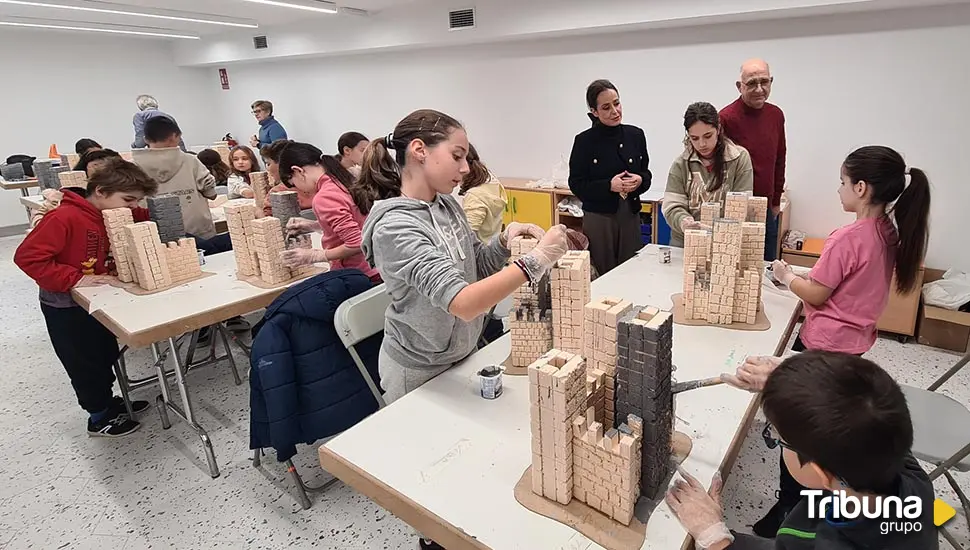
[
  {"xmin": 147, "ymin": 194, "xmax": 185, "ymax": 245},
  {"xmin": 57, "ymin": 171, "xmax": 87, "ymax": 189},
  {"xmin": 250, "ymin": 172, "xmax": 272, "ymax": 219},
  {"xmin": 224, "ymin": 203, "xmax": 316, "ymax": 285},
  {"xmin": 528, "ymin": 303, "xmax": 677, "ymax": 525},
  {"xmin": 684, "ymin": 192, "xmax": 767, "ymax": 325},
  {"xmin": 103, "ymin": 209, "xmax": 201, "ymax": 291},
  {"xmin": 269, "ymin": 190, "xmax": 301, "ymax": 223},
  {"xmin": 551, "ymin": 251, "xmax": 591, "ymax": 356}
]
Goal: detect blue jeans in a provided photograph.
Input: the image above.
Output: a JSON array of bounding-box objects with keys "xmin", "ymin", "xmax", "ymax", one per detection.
[{"xmin": 764, "ymin": 206, "xmax": 779, "ymax": 261}]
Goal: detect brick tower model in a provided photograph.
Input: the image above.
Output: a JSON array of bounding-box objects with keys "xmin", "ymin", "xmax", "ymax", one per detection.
[
  {"xmin": 584, "ymin": 297, "xmax": 634, "ymax": 428},
  {"xmin": 224, "ymin": 203, "xmax": 317, "ymax": 285},
  {"xmin": 550, "ymin": 251, "xmax": 591, "ymax": 356},
  {"xmin": 146, "ymin": 194, "xmax": 185, "ymax": 245},
  {"xmin": 269, "ymin": 190, "xmax": 301, "ymax": 224},
  {"xmin": 103, "ymin": 209, "xmax": 201, "ymax": 291},
  {"xmin": 249, "ymin": 172, "xmax": 272, "ymax": 219},
  {"xmin": 508, "ymin": 236, "xmax": 553, "ymax": 368}
]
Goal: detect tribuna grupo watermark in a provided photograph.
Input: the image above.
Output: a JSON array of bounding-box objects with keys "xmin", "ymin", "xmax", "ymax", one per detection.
[{"xmin": 802, "ymin": 490, "xmax": 924, "ymax": 535}]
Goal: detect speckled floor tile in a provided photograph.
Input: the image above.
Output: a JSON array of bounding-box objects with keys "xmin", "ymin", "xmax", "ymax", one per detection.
[{"xmin": 2, "ymin": 231, "xmax": 968, "ymax": 549}]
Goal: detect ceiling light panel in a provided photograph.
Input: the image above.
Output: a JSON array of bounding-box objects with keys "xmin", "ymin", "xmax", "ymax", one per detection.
[
  {"xmin": 0, "ymin": 0, "xmax": 258, "ymax": 27},
  {"xmin": 239, "ymin": 0, "xmax": 338, "ymax": 14},
  {"xmin": 0, "ymin": 19, "xmax": 200, "ymax": 38}
]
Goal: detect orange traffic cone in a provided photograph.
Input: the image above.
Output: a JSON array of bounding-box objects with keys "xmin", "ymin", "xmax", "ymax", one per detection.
[{"xmin": 49, "ymin": 144, "xmax": 60, "ymax": 158}]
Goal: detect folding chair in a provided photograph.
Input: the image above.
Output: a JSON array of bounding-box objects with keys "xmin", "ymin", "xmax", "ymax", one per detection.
[
  {"xmin": 253, "ymin": 283, "xmax": 389, "ymax": 510},
  {"xmin": 334, "ymin": 283, "xmax": 390, "ymax": 409},
  {"xmin": 902, "ymin": 350, "xmax": 970, "ymax": 549}
]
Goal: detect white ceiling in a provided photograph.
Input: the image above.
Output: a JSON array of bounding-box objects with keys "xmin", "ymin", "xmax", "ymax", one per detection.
[{"xmin": 0, "ymin": 0, "xmax": 418, "ymax": 36}]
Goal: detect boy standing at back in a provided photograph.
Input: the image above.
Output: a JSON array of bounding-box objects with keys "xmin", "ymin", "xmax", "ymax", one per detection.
[
  {"xmin": 15, "ymin": 159, "xmax": 158, "ymax": 437},
  {"xmin": 667, "ymin": 351, "xmax": 939, "ymax": 550},
  {"xmin": 132, "ymin": 116, "xmax": 223, "ymax": 249}
]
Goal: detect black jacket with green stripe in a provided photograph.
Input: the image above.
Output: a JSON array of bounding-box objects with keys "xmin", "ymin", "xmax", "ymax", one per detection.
[{"xmin": 730, "ymin": 456, "xmax": 939, "ymax": 550}]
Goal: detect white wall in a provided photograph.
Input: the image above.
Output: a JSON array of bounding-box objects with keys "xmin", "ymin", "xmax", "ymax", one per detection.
[
  {"xmin": 0, "ymin": 30, "xmax": 219, "ymax": 227},
  {"xmin": 210, "ymin": 11, "xmax": 970, "ymax": 271}
]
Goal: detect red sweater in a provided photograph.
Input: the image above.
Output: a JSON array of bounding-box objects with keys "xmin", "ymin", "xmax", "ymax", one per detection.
[
  {"xmin": 719, "ymin": 97, "xmax": 787, "ymax": 207},
  {"xmin": 311, "ymin": 174, "xmax": 380, "ymax": 280},
  {"xmin": 15, "ymin": 189, "xmax": 148, "ymax": 304}
]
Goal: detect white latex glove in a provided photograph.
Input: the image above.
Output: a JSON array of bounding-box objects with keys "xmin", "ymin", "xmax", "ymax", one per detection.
[
  {"xmin": 280, "ymin": 248, "xmax": 323, "ymax": 268},
  {"xmin": 721, "ymin": 355, "xmax": 782, "ymax": 393},
  {"xmin": 286, "ymin": 217, "xmax": 320, "ymax": 237},
  {"xmin": 525, "ymin": 224, "xmax": 569, "ymax": 273},
  {"xmin": 666, "ymin": 468, "xmax": 734, "ymax": 550},
  {"xmin": 75, "ymin": 274, "xmax": 116, "ymax": 288},
  {"xmin": 501, "ymin": 222, "xmax": 545, "ymax": 248},
  {"xmin": 680, "ymin": 216, "xmax": 710, "ymax": 232},
  {"xmin": 771, "ymin": 260, "xmax": 796, "ymax": 287}
]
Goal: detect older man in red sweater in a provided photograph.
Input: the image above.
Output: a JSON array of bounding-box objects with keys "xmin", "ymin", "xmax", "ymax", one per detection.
[{"xmin": 720, "ymin": 58, "xmax": 786, "ymax": 261}]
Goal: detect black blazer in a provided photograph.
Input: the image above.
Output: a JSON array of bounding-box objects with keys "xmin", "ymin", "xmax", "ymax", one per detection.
[{"xmin": 567, "ymin": 123, "xmax": 652, "ymax": 214}]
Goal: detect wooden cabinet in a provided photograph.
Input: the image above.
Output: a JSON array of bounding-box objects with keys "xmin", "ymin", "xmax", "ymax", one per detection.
[{"xmin": 508, "ymin": 188, "xmax": 554, "ymax": 229}]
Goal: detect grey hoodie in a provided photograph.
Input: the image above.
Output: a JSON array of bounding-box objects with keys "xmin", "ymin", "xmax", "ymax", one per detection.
[
  {"xmin": 362, "ymin": 193, "xmax": 510, "ymax": 370},
  {"xmin": 132, "ymin": 147, "xmax": 217, "ymax": 239}
]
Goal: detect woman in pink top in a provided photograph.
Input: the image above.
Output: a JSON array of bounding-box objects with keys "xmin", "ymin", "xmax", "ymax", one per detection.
[
  {"xmin": 772, "ymin": 145, "xmax": 930, "ymax": 355},
  {"xmin": 755, "ymin": 145, "xmax": 931, "ymax": 537},
  {"xmin": 277, "ymin": 142, "xmax": 381, "ymax": 283}
]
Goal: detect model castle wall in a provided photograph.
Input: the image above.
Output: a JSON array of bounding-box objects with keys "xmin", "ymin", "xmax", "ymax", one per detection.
[
  {"xmin": 683, "ymin": 193, "xmax": 766, "ymax": 325},
  {"xmin": 584, "ymin": 297, "xmax": 634, "ymax": 428},
  {"xmin": 250, "ymin": 172, "xmax": 272, "ymax": 219},
  {"xmin": 103, "ymin": 208, "xmax": 201, "ymax": 291},
  {"xmin": 224, "ymin": 203, "xmax": 316, "ymax": 285},
  {"xmin": 57, "ymin": 171, "xmax": 86, "ymax": 189},
  {"xmin": 508, "ymin": 236, "xmax": 552, "ymax": 368},
  {"xmin": 270, "ymin": 191, "xmax": 301, "ymax": 223},
  {"xmin": 571, "ymin": 412, "xmax": 642, "ymax": 525},
  {"xmin": 551, "ymin": 251, "xmax": 591, "ymax": 355}
]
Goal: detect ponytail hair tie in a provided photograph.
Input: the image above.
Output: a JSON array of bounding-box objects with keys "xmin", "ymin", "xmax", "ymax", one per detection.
[{"xmin": 385, "ymin": 132, "xmax": 395, "ymax": 150}]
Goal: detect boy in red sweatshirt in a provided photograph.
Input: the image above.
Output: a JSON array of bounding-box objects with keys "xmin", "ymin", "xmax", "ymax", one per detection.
[{"xmin": 15, "ymin": 159, "xmax": 159, "ymax": 437}]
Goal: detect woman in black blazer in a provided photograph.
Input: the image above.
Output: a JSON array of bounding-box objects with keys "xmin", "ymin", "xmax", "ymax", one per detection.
[{"xmin": 568, "ymin": 79, "xmax": 652, "ymax": 276}]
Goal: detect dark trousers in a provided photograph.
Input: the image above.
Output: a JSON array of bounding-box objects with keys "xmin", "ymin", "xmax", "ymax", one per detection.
[
  {"xmin": 583, "ymin": 204, "xmax": 641, "ymax": 277},
  {"xmin": 764, "ymin": 206, "xmax": 779, "ymax": 261},
  {"xmin": 191, "ymin": 233, "xmax": 233, "ymax": 256},
  {"xmin": 41, "ymin": 303, "xmax": 119, "ymax": 415}
]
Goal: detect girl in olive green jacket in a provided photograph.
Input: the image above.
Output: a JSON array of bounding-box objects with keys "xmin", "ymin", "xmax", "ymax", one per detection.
[{"xmin": 663, "ymin": 102, "xmax": 753, "ymax": 247}]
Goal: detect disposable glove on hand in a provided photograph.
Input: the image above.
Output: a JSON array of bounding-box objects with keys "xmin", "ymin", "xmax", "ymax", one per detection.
[
  {"xmin": 721, "ymin": 355, "xmax": 782, "ymax": 393},
  {"xmin": 286, "ymin": 217, "xmax": 319, "ymax": 237},
  {"xmin": 517, "ymin": 224, "xmax": 569, "ymax": 282},
  {"xmin": 770, "ymin": 260, "xmax": 796, "ymax": 287},
  {"xmin": 501, "ymin": 222, "xmax": 545, "ymax": 247},
  {"xmin": 279, "ymin": 248, "xmax": 320, "ymax": 268},
  {"xmin": 666, "ymin": 468, "xmax": 734, "ymax": 549}
]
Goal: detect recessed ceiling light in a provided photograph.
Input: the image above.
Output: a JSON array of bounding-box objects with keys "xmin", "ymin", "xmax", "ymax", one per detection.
[
  {"xmin": 0, "ymin": 20, "xmax": 201, "ymax": 38},
  {"xmin": 239, "ymin": 0, "xmax": 338, "ymax": 14},
  {"xmin": 0, "ymin": 0, "xmax": 258, "ymax": 28}
]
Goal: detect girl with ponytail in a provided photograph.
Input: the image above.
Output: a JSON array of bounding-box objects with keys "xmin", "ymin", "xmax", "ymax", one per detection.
[
  {"xmin": 772, "ymin": 145, "xmax": 930, "ymax": 355},
  {"xmin": 277, "ymin": 142, "xmax": 381, "ymax": 283}
]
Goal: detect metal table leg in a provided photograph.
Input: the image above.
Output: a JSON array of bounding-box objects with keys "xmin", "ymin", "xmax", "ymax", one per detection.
[{"xmin": 153, "ymin": 337, "xmax": 220, "ymax": 478}]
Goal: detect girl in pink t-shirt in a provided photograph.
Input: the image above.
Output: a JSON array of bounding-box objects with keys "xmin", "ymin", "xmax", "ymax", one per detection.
[
  {"xmin": 772, "ymin": 146, "xmax": 931, "ymax": 355},
  {"xmin": 277, "ymin": 142, "xmax": 381, "ymax": 284}
]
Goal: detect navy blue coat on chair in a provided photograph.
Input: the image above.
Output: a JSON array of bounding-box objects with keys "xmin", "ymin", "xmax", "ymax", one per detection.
[{"xmin": 249, "ymin": 269, "xmax": 382, "ymax": 462}]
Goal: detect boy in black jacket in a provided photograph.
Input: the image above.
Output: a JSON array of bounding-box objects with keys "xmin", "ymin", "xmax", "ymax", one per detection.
[{"xmin": 667, "ymin": 351, "xmax": 939, "ymax": 550}]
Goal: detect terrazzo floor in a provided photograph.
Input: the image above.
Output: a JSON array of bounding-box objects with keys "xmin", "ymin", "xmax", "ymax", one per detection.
[{"xmin": 0, "ymin": 232, "xmax": 967, "ymax": 549}]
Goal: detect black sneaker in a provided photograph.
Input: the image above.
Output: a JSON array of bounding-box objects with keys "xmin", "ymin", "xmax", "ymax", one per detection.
[
  {"xmin": 195, "ymin": 327, "xmax": 212, "ymax": 348},
  {"xmin": 419, "ymin": 539, "xmax": 445, "ymax": 550},
  {"xmin": 110, "ymin": 396, "xmax": 150, "ymax": 418},
  {"xmin": 752, "ymin": 498, "xmax": 795, "ymax": 538},
  {"xmin": 87, "ymin": 415, "xmax": 141, "ymax": 438},
  {"xmin": 225, "ymin": 316, "xmax": 251, "ymax": 332}
]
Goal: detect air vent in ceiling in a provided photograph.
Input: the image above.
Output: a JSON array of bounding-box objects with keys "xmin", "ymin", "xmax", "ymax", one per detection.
[
  {"xmin": 449, "ymin": 8, "xmax": 475, "ymax": 30},
  {"xmin": 253, "ymin": 35, "xmax": 268, "ymax": 49}
]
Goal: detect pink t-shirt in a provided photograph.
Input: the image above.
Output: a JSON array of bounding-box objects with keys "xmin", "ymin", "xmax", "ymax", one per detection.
[
  {"xmin": 311, "ymin": 175, "xmax": 380, "ymax": 281},
  {"xmin": 799, "ymin": 216, "xmax": 898, "ymax": 354}
]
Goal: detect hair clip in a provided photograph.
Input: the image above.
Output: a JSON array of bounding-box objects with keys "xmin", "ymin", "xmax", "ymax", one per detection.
[{"xmin": 385, "ymin": 132, "xmax": 395, "ymax": 149}]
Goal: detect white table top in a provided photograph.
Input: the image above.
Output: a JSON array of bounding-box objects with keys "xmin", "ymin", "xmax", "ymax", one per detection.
[
  {"xmin": 72, "ymin": 233, "xmax": 323, "ymax": 348},
  {"xmin": 322, "ymin": 245, "xmax": 801, "ymax": 550},
  {"xmin": 19, "ymin": 195, "xmax": 252, "ymax": 224},
  {"xmin": 1, "ymin": 178, "xmax": 38, "ymax": 190}
]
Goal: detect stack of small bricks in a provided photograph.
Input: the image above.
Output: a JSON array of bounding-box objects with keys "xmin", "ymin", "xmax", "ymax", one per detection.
[
  {"xmin": 1, "ymin": 163, "xmax": 25, "ymax": 181},
  {"xmin": 57, "ymin": 171, "xmax": 87, "ymax": 189},
  {"xmin": 528, "ymin": 350, "xmax": 587, "ymax": 505},
  {"xmin": 747, "ymin": 195, "xmax": 769, "ymax": 223},
  {"xmin": 509, "ymin": 236, "xmax": 541, "ymax": 308},
  {"xmin": 213, "ymin": 144, "xmax": 231, "ymax": 168},
  {"xmin": 741, "ymin": 220, "xmax": 767, "ymax": 310},
  {"xmin": 164, "ymin": 238, "xmax": 202, "ymax": 284},
  {"xmin": 32, "ymin": 159, "xmax": 56, "ymax": 190},
  {"xmin": 570, "ymin": 411, "xmax": 643, "ymax": 525},
  {"xmin": 251, "ymin": 216, "xmax": 292, "ymax": 285},
  {"xmin": 63, "ymin": 153, "xmax": 81, "ymax": 170},
  {"xmin": 723, "ymin": 191, "xmax": 750, "ymax": 222},
  {"xmin": 510, "ymin": 307, "xmax": 553, "ymax": 368},
  {"xmin": 699, "ymin": 202, "xmax": 721, "ymax": 227},
  {"xmin": 684, "ymin": 267, "xmax": 712, "ymax": 321},
  {"xmin": 146, "ymin": 194, "xmax": 185, "ymax": 244},
  {"xmin": 683, "ymin": 229, "xmax": 711, "ymax": 272},
  {"xmin": 224, "ymin": 204, "xmax": 260, "ymax": 276},
  {"xmin": 616, "ymin": 306, "xmax": 674, "ymax": 499},
  {"xmin": 269, "ymin": 191, "xmax": 302, "ymax": 224},
  {"xmin": 732, "ymin": 268, "xmax": 761, "ymax": 324},
  {"xmin": 709, "ymin": 219, "xmax": 742, "ymax": 324},
  {"xmin": 285, "ymin": 234, "xmax": 318, "ymax": 279},
  {"xmin": 123, "ymin": 222, "xmax": 173, "ymax": 291},
  {"xmin": 683, "ymin": 229, "xmax": 712, "ymax": 321},
  {"xmin": 585, "ymin": 369, "xmax": 608, "ymax": 430},
  {"xmin": 103, "ymin": 208, "xmax": 137, "ymax": 284},
  {"xmin": 249, "ymin": 172, "xmax": 272, "ymax": 219},
  {"xmin": 550, "ymin": 251, "xmax": 591, "ymax": 355},
  {"xmin": 583, "ymin": 297, "xmax": 634, "ymax": 428}
]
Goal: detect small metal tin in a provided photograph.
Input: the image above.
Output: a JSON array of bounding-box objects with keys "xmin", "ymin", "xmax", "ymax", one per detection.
[
  {"xmin": 197, "ymin": 249, "xmax": 206, "ymax": 266},
  {"xmin": 658, "ymin": 246, "xmax": 671, "ymax": 264},
  {"xmin": 478, "ymin": 366, "xmax": 503, "ymax": 399}
]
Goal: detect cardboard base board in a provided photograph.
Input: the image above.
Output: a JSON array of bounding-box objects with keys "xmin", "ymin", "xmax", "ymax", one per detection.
[
  {"xmin": 670, "ymin": 293, "xmax": 770, "ymax": 331},
  {"xmin": 236, "ymin": 265, "xmax": 328, "ymax": 289},
  {"xmin": 115, "ymin": 271, "xmax": 216, "ymax": 296},
  {"xmin": 513, "ymin": 431, "xmax": 693, "ymax": 550},
  {"xmin": 501, "ymin": 353, "xmax": 530, "ymax": 377}
]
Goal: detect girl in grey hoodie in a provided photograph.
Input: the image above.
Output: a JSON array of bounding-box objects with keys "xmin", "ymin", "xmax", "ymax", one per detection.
[{"xmin": 359, "ymin": 109, "xmax": 569, "ymax": 404}]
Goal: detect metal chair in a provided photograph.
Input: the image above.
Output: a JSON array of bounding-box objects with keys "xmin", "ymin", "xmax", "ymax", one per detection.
[
  {"xmin": 334, "ymin": 283, "xmax": 390, "ymax": 409},
  {"xmin": 252, "ymin": 283, "xmax": 389, "ymax": 509},
  {"xmin": 902, "ymin": 350, "xmax": 970, "ymax": 549}
]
